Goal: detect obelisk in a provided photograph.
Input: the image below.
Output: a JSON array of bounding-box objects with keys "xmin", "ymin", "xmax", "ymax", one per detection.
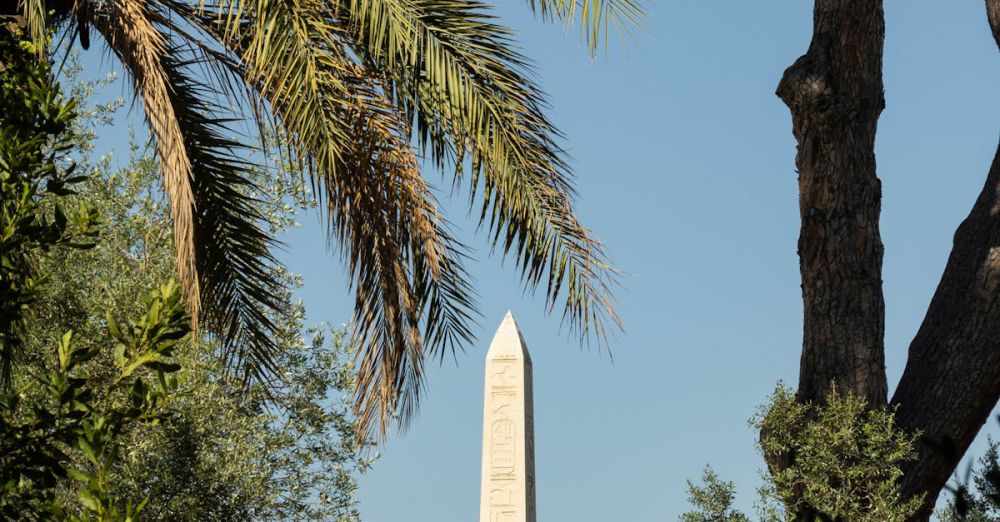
[{"xmin": 480, "ymin": 311, "xmax": 536, "ymax": 522}]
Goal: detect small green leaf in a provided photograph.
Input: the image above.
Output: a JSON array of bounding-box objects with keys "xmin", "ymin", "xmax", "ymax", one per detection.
[
  {"xmin": 57, "ymin": 330, "xmax": 73, "ymax": 371},
  {"xmin": 66, "ymin": 468, "xmax": 91, "ymax": 483},
  {"xmin": 78, "ymin": 488, "xmax": 99, "ymax": 511}
]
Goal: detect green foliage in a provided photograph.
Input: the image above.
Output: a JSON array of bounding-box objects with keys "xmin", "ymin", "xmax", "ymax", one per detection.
[
  {"xmin": 684, "ymin": 385, "xmax": 922, "ymax": 522},
  {"xmin": 681, "ymin": 467, "xmax": 751, "ymax": 522},
  {"xmin": 113, "ymin": 326, "xmax": 372, "ymax": 521},
  {"xmin": 0, "ymin": 282, "xmax": 188, "ymax": 521},
  {"xmin": 16, "ymin": 125, "xmax": 372, "ymax": 519},
  {"xmin": 753, "ymin": 385, "xmax": 922, "ymax": 521},
  {"xmin": 939, "ymin": 439, "xmax": 1000, "ymax": 521},
  {"xmin": 0, "ymin": 36, "xmax": 372, "ymax": 519},
  {"xmin": 0, "ymin": 22, "xmax": 98, "ymax": 383}
]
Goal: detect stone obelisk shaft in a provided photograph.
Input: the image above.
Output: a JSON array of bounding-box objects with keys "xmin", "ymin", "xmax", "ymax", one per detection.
[{"xmin": 480, "ymin": 312, "xmax": 536, "ymax": 522}]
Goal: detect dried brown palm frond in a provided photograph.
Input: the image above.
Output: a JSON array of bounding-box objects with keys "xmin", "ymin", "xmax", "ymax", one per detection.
[
  {"xmin": 88, "ymin": 0, "xmax": 201, "ymax": 321},
  {"xmin": 327, "ymin": 73, "xmax": 478, "ymax": 436},
  {"xmin": 91, "ymin": 9, "xmax": 285, "ymax": 385}
]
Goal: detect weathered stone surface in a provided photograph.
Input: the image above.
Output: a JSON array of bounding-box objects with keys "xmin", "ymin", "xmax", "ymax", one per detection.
[{"xmin": 480, "ymin": 312, "xmax": 535, "ymax": 522}]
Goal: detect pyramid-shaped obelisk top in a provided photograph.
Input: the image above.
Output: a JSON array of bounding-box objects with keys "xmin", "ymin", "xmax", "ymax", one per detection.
[
  {"xmin": 486, "ymin": 311, "xmax": 532, "ymax": 363},
  {"xmin": 480, "ymin": 312, "xmax": 536, "ymax": 522}
]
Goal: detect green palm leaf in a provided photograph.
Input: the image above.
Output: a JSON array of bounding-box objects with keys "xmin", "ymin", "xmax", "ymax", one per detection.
[
  {"xmin": 526, "ymin": 0, "xmax": 643, "ymax": 56},
  {"xmin": 338, "ymin": 0, "xmax": 622, "ymax": 344}
]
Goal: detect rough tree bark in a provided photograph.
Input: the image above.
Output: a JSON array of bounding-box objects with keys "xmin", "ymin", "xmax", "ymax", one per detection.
[
  {"xmin": 777, "ymin": 0, "xmax": 888, "ymax": 408},
  {"xmin": 889, "ymin": 3, "xmax": 1000, "ymax": 519},
  {"xmin": 782, "ymin": 1, "xmax": 1000, "ymax": 520}
]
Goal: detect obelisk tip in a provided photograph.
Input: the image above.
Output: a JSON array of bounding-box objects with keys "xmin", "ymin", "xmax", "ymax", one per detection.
[{"xmin": 487, "ymin": 310, "xmax": 530, "ymax": 361}]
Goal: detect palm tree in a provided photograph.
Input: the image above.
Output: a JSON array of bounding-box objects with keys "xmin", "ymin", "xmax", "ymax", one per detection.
[{"xmin": 6, "ymin": 0, "xmax": 640, "ymax": 438}]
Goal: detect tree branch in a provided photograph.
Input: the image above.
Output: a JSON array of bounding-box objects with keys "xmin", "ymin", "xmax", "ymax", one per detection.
[{"xmin": 891, "ymin": 6, "xmax": 1000, "ymax": 518}]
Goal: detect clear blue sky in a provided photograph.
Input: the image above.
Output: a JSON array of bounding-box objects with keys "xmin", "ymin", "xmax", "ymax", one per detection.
[{"xmin": 84, "ymin": 1, "xmax": 1000, "ymax": 520}]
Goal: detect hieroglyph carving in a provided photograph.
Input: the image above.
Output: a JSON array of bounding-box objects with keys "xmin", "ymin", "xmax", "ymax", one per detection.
[{"xmin": 480, "ymin": 312, "xmax": 535, "ymax": 522}]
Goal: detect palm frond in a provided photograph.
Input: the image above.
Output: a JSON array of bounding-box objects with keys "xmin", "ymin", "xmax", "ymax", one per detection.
[
  {"xmin": 86, "ymin": 2, "xmax": 288, "ymax": 385},
  {"xmin": 170, "ymin": 0, "xmax": 480, "ymax": 437},
  {"xmin": 49, "ymin": 0, "xmax": 621, "ymax": 439},
  {"xmin": 339, "ymin": 0, "xmax": 622, "ymax": 345},
  {"xmin": 525, "ymin": 0, "xmax": 643, "ymax": 56},
  {"xmin": 185, "ymin": 0, "xmax": 357, "ymax": 161},
  {"xmin": 89, "ymin": 0, "xmax": 201, "ymax": 322},
  {"xmin": 331, "ymin": 86, "xmax": 479, "ymax": 437},
  {"xmin": 18, "ymin": 0, "xmax": 47, "ymax": 58},
  {"xmin": 179, "ymin": 0, "xmax": 617, "ymax": 432},
  {"xmin": 156, "ymin": 43, "xmax": 287, "ymax": 386}
]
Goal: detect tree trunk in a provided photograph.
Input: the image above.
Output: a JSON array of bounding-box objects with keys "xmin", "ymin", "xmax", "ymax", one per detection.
[
  {"xmin": 777, "ymin": 0, "xmax": 888, "ymax": 407},
  {"xmin": 889, "ymin": 4, "xmax": 1000, "ymax": 519},
  {"xmin": 781, "ymin": 1, "xmax": 1000, "ymax": 520}
]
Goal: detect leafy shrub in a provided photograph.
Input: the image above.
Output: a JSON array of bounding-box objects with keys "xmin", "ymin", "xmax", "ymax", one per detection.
[{"xmin": 683, "ymin": 385, "xmax": 922, "ymax": 522}]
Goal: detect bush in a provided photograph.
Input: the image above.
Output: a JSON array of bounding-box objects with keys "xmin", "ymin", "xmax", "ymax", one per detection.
[{"xmin": 682, "ymin": 385, "xmax": 922, "ymax": 522}]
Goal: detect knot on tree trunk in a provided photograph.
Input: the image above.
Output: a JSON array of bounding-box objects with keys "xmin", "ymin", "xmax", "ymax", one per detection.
[{"xmin": 777, "ymin": 51, "xmax": 884, "ymax": 134}]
